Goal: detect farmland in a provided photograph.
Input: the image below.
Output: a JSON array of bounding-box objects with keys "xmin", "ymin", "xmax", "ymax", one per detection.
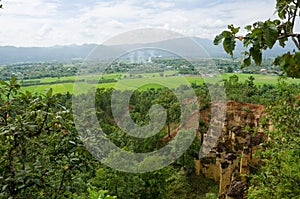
[{"xmin": 20, "ymin": 72, "xmax": 300, "ymax": 94}]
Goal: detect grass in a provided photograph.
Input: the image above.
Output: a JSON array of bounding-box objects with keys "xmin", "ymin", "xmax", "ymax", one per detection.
[
  {"xmin": 22, "ymin": 73, "xmax": 122, "ymax": 83},
  {"xmin": 20, "ymin": 73, "xmax": 300, "ymax": 95},
  {"xmin": 220, "ymin": 73, "xmax": 300, "ymax": 85}
]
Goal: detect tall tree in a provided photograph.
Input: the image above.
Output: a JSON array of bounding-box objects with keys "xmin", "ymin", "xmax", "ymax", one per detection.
[{"xmin": 154, "ymin": 88, "xmax": 180, "ymax": 138}]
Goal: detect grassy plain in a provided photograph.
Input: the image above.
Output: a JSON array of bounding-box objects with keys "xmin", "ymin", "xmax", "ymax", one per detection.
[{"xmin": 21, "ymin": 73, "xmax": 300, "ymax": 95}]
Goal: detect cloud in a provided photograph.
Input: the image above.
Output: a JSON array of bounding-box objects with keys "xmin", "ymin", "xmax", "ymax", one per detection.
[
  {"xmin": 2, "ymin": 0, "xmax": 60, "ymax": 17},
  {"xmin": 0, "ymin": 0, "xmax": 276, "ymax": 46}
]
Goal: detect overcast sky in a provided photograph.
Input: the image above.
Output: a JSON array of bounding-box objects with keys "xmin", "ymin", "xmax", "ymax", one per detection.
[{"xmin": 0, "ymin": 0, "xmax": 276, "ymax": 47}]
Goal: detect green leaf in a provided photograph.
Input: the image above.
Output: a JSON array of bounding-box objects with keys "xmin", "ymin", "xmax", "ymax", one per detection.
[
  {"xmin": 46, "ymin": 88, "xmax": 53, "ymax": 97},
  {"xmin": 276, "ymin": 52, "xmax": 300, "ymax": 78},
  {"xmin": 276, "ymin": 2, "xmax": 288, "ymax": 19},
  {"xmin": 263, "ymin": 22, "xmax": 278, "ymax": 48},
  {"xmin": 273, "ymin": 19, "xmax": 281, "ymax": 25},
  {"xmin": 243, "ymin": 35, "xmax": 252, "ymax": 47},
  {"xmin": 278, "ymin": 37, "xmax": 288, "ymax": 47},
  {"xmin": 223, "ymin": 36, "xmax": 236, "ymax": 57},
  {"xmin": 228, "ymin": 24, "xmax": 240, "ymax": 34},
  {"xmin": 243, "ymin": 57, "xmax": 251, "ymax": 66},
  {"xmin": 251, "ymin": 28, "xmax": 262, "ymax": 38},
  {"xmin": 214, "ymin": 34, "xmax": 224, "ymax": 45},
  {"xmin": 0, "ymin": 80, "xmax": 8, "ymax": 86},
  {"xmin": 245, "ymin": 25, "xmax": 252, "ymax": 31},
  {"xmin": 273, "ymin": 55, "xmax": 282, "ymax": 66},
  {"xmin": 250, "ymin": 47, "xmax": 262, "ymax": 65},
  {"xmin": 10, "ymin": 76, "xmax": 17, "ymax": 85},
  {"xmin": 0, "ymin": 130, "xmax": 10, "ymax": 136},
  {"xmin": 2, "ymin": 184, "xmax": 8, "ymax": 191},
  {"xmin": 294, "ymin": 52, "xmax": 300, "ymax": 64}
]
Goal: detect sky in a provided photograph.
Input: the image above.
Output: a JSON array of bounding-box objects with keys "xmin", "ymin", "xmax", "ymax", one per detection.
[{"xmin": 0, "ymin": 0, "xmax": 276, "ymax": 47}]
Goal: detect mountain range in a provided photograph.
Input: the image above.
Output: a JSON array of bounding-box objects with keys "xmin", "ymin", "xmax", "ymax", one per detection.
[{"xmin": 0, "ymin": 37, "xmax": 296, "ymax": 64}]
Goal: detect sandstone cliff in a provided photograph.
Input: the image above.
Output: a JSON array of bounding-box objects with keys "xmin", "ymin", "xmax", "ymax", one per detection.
[{"xmin": 198, "ymin": 101, "xmax": 267, "ymax": 199}]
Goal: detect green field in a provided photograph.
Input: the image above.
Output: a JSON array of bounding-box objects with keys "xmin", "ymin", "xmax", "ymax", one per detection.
[
  {"xmin": 21, "ymin": 73, "xmax": 300, "ymax": 95},
  {"xmin": 220, "ymin": 73, "xmax": 298, "ymax": 85}
]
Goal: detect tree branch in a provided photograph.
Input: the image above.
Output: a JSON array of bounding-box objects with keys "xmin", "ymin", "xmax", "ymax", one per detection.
[
  {"xmin": 277, "ymin": 33, "xmax": 300, "ymax": 50},
  {"xmin": 291, "ymin": 37, "xmax": 300, "ymax": 50},
  {"xmin": 55, "ymin": 169, "xmax": 67, "ymax": 198},
  {"xmin": 8, "ymin": 140, "xmax": 17, "ymax": 196},
  {"xmin": 30, "ymin": 103, "xmax": 50, "ymax": 138},
  {"xmin": 278, "ymin": 33, "xmax": 300, "ymax": 39},
  {"xmin": 291, "ymin": 2, "xmax": 298, "ymax": 30}
]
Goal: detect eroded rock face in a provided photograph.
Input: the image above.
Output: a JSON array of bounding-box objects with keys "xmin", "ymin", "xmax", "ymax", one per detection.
[
  {"xmin": 227, "ymin": 181, "xmax": 247, "ymax": 199},
  {"xmin": 161, "ymin": 100, "xmax": 268, "ymax": 198},
  {"xmin": 198, "ymin": 101, "xmax": 268, "ymax": 199}
]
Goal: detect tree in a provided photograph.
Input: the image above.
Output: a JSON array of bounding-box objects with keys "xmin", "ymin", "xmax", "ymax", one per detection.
[
  {"xmin": 0, "ymin": 77, "xmax": 98, "ymax": 198},
  {"xmin": 75, "ymin": 189, "xmax": 116, "ymax": 199},
  {"xmin": 215, "ymin": 1, "xmax": 300, "ymax": 197},
  {"xmin": 89, "ymin": 165, "xmax": 175, "ymax": 199},
  {"xmin": 214, "ymin": 0, "xmax": 300, "ymax": 78},
  {"xmin": 247, "ymin": 81, "xmax": 300, "ymax": 198},
  {"xmin": 154, "ymin": 88, "xmax": 180, "ymax": 137}
]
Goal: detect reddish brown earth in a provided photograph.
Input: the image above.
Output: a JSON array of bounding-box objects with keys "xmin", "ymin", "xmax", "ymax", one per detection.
[{"xmin": 162, "ymin": 100, "xmax": 268, "ymax": 199}]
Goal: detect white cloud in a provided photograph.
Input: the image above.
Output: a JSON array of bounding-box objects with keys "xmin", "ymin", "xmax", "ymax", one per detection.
[
  {"xmin": 2, "ymin": 0, "xmax": 60, "ymax": 17},
  {"xmin": 0, "ymin": 0, "xmax": 277, "ymax": 46}
]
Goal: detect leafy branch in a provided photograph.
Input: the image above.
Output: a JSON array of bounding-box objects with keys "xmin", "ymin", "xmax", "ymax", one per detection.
[{"xmin": 214, "ymin": 0, "xmax": 300, "ymax": 78}]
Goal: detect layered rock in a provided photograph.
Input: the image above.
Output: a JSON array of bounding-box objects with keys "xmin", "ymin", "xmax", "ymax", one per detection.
[
  {"xmin": 198, "ymin": 101, "xmax": 268, "ymax": 199},
  {"xmin": 162, "ymin": 100, "xmax": 269, "ymax": 198}
]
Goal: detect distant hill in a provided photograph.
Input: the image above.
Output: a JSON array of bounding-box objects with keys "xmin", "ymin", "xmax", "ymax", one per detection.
[
  {"xmin": 0, "ymin": 37, "xmax": 296, "ymax": 64},
  {"xmin": 0, "ymin": 44, "xmax": 97, "ymax": 64}
]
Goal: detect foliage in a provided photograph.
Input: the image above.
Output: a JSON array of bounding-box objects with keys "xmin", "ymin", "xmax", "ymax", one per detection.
[
  {"xmin": 215, "ymin": 2, "xmax": 300, "ymax": 196},
  {"xmin": 154, "ymin": 88, "xmax": 181, "ymax": 137},
  {"xmin": 3, "ymin": 72, "xmax": 300, "ymax": 198},
  {"xmin": 89, "ymin": 166, "xmax": 175, "ymax": 199},
  {"xmin": 247, "ymin": 81, "xmax": 300, "ymax": 198},
  {"xmin": 167, "ymin": 171, "xmax": 219, "ymax": 199},
  {"xmin": 73, "ymin": 84, "xmax": 219, "ymax": 198},
  {"xmin": 0, "ymin": 62, "xmax": 80, "ymax": 81},
  {"xmin": 0, "ymin": 77, "xmax": 99, "ymax": 198},
  {"xmin": 214, "ymin": 0, "xmax": 300, "ymax": 78},
  {"xmin": 74, "ymin": 188, "xmax": 117, "ymax": 199},
  {"xmin": 205, "ymin": 193, "xmax": 218, "ymax": 199}
]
